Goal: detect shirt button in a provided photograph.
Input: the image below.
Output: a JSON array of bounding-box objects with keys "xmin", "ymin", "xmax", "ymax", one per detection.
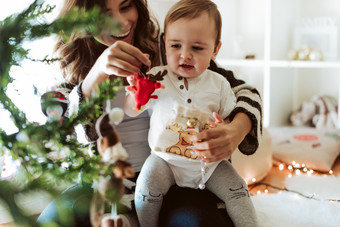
[
  {"xmin": 187, "ymin": 99, "xmax": 192, "ymax": 103},
  {"xmin": 179, "ymin": 85, "xmax": 184, "ymax": 89},
  {"xmin": 178, "ymin": 76, "xmax": 183, "ymax": 80}
]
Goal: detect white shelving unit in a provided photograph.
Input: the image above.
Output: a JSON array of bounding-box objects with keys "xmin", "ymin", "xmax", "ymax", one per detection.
[
  {"xmin": 149, "ymin": 0, "xmax": 340, "ymax": 128},
  {"xmin": 214, "ymin": 0, "xmax": 340, "ymax": 127}
]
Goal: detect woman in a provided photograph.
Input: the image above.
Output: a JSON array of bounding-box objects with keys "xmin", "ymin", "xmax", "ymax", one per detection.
[{"xmin": 37, "ymin": 0, "xmax": 262, "ymax": 226}]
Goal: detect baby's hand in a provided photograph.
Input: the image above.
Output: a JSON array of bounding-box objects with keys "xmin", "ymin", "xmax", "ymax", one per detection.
[
  {"xmin": 125, "ymin": 75, "xmax": 137, "ymax": 95},
  {"xmin": 208, "ymin": 112, "xmax": 225, "ymax": 128}
]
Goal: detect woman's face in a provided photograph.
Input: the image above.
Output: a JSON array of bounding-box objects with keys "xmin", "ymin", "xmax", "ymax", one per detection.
[{"xmin": 95, "ymin": 0, "xmax": 138, "ymax": 46}]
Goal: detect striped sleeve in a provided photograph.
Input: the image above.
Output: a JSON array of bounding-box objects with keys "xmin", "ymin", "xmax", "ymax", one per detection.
[
  {"xmin": 51, "ymin": 82, "xmax": 98, "ymax": 143},
  {"xmin": 209, "ymin": 60, "xmax": 263, "ymax": 155}
]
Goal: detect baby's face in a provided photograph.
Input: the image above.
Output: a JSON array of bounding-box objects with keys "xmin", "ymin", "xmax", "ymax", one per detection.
[{"xmin": 164, "ymin": 12, "xmax": 220, "ymax": 79}]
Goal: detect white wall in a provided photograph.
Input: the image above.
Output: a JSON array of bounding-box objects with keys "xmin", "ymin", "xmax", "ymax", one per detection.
[{"xmin": 0, "ymin": 1, "xmax": 63, "ymax": 134}]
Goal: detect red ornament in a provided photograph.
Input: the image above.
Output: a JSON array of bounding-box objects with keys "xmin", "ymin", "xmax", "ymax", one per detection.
[{"xmin": 132, "ymin": 73, "xmax": 162, "ymax": 110}]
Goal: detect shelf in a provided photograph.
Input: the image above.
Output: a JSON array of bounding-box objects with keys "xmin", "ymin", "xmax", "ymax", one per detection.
[
  {"xmin": 270, "ymin": 60, "xmax": 340, "ymax": 69},
  {"xmin": 216, "ymin": 59, "xmax": 265, "ymax": 68},
  {"xmin": 217, "ymin": 59, "xmax": 340, "ymax": 69},
  {"xmin": 208, "ymin": 0, "xmax": 340, "ymax": 127}
]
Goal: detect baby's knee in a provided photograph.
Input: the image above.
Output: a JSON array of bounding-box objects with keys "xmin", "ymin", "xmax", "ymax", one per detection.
[
  {"xmin": 135, "ymin": 187, "xmax": 163, "ymax": 205},
  {"xmin": 227, "ymin": 183, "xmax": 250, "ymax": 201}
]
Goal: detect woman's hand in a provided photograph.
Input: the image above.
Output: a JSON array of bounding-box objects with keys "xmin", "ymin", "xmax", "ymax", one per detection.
[
  {"xmin": 99, "ymin": 41, "xmax": 151, "ymax": 77},
  {"xmin": 82, "ymin": 41, "xmax": 150, "ymax": 97},
  {"xmin": 192, "ymin": 112, "xmax": 252, "ymax": 163}
]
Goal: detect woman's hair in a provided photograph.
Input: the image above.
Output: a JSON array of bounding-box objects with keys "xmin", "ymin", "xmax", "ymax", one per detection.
[
  {"xmin": 164, "ymin": 0, "xmax": 221, "ymax": 46},
  {"xmin": 56, "ymin": 0, "xmax": 160, "ymax": 85}
]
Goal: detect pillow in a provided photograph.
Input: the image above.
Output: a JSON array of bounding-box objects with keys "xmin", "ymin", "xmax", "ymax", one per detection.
[
  {"xmin": 232, "ymin": 128, "xmax": 273, "ymax": 184},
  {"xmin": 268, "ymin": 127, "xmax": 340, "ymax": 172}
]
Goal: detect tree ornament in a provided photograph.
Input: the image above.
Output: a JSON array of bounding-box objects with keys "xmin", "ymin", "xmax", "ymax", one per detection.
[
  {"xmin": 132, "ymin": 69, "xmax": 167, "ymax": 110},
  {"xmin": 90, "ymin": 107, "xmax": 134, "ymax": 227},
  {"xmin": 199, "ymin": 158, "xmax": 207, "ymax": 190},
  {"xmin": 101, "ymin": 204, "xmax": 131, "ymax": 227},
  {"xmin": 186, "ymin": 118, "xmax": 197, "ymax": 128},
  {"xmin": 40, "ymin": 91, "xmax": 68, "ymax": 121}
]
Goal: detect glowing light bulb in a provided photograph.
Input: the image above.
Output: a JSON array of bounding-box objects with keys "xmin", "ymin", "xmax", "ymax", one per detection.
[
  {"xmin": 329, "ymin": 170, "xmax": 333, "ymax": 174},
  {"xmin": 257, "ymin": 190, "xmax": 261, "ymax": 195},
  {"xmin": 279, "ymin": 164, "xmax": 284, "ymax": 170},
  {"xmin": 295, "ymin": 169, "xmax": 301, "ymax": 175},
  {"xmin": 252, "ymin": 178, "xmax": 256, "ymax": 183}
]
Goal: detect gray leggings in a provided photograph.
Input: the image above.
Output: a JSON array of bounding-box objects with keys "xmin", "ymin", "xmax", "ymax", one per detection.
[{"xmin": 134, "ymin": 154, "xmax": 258, "ymax": 227}]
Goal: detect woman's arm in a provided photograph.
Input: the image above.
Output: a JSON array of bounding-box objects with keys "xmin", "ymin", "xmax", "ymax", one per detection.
[
  {"xmin": 192, "ymin": 61, "xmax": 262, "ymax": 162},
  {"xmin": 62, "ymin": 41, "xmax": 151, "ymax": 142},
  {"xmin": 209, "ymin": 60, "xmax": 262, "ymax": 153}
]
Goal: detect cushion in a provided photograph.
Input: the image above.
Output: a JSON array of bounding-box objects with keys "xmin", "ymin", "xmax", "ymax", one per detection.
[
  {"xmin": 232, "ymin": 128, "xmax": 273, "ymax": 184},
  {"xmin": 268, "ymin": 127, "xmax": 340, "ymax": 172}
]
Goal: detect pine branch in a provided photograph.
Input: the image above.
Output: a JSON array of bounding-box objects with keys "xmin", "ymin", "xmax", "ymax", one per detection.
[{"xmin": 0, "ymin": 0, "xmax": 123, "ymax": 225}]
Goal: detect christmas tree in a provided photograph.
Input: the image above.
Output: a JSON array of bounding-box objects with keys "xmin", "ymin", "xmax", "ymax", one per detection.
[{"xmin": 0, "ymin": 0, "xmax": 124, "ymax": 226}]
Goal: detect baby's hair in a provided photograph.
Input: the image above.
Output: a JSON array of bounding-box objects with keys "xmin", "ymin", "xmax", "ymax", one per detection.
[{"xmin": 164, "ymin": 0, "xmax": 221, "ymax": 46}]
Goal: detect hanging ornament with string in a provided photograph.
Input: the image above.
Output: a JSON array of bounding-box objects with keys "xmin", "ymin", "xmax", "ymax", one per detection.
[
  {"xmin": 40, "ymin": 91, "xmax": 68, "ymax": 121},
  {"xmin": 90, "ymin": 100, "xmax": 134, "ymax": 227},
  {"xmin": 186, "ymin": 117, "xmax": 207, "ymax": 190},
  {"xmin": 199, "ymin": 159, "xmax": 207, "ymax": 190},
  {"xmin": 130, "ymin": 65, "xmax": 167, "ymax": 111}
]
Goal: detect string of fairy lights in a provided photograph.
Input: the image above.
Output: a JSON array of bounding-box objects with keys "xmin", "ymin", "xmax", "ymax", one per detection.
[{"xmin": 248, "ymin": 160, "xmax": 340, "ymax": 203}]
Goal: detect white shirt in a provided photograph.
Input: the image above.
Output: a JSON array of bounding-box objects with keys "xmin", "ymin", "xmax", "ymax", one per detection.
[{"xmin": 144, "ymin": 65, "xmax": 236, "ymax": 188}]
